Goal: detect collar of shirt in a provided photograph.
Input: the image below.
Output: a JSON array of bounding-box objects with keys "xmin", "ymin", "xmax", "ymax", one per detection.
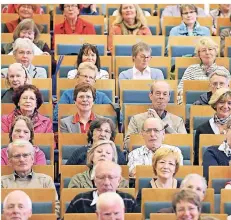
[
  {"xmin": 218, "ymin": 141, "xmax": 231, "ymax": 157},
  {"xmin": 142, "ymin": 145, "xmax": 155, "ymax": 155},
  {"xmin": 132, "ymin": 66, "xmax": 151, "ymax": 78},
  {"xmin": 13, "ymin": 170, "xmax": 33, "ymax": 180},
  {"xmin": 90, "ymin": 190, "xmax": 99, "ymax": 206},
  {"xmin": 209, "ymin": 118, "xmax": 220, "ymax": 134},
  {"xmin": 72, "ymin": 112, "xmax": 96, "ymax": 124}
]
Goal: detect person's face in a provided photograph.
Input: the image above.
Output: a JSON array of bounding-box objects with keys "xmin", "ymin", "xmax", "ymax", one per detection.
[
  {"xmin": 77, "ymin": 69, "xmax": 96, "ymax": 86},
  {"xmin": 94, "ymin": 166, "xmax": 121, "ymax": 195},
  {"xmin": 63, "ymin": 4, "xmax": 79, "ymax": 20},
  {"xmin": 92, "ymin": 144, "xmax": 114, "ymax": 165},
  {"xmin": 181, "ymin": 7, "xmax": 197, "ymax": 26},
  {"xmin": 75, "ymin": 90, "xmax": 94, "ymax": 113},
  {"xmin": 181, "ymin": 177, "xmax": 205, "ymax": 201},
  {"xmin": 215, "ymin": 97, "xmax": 231, "ymax": 118},
  {"xmin": 92, "ymin": 123, "xmax": 112, "ymax": 143},
  {"xmin": 18, "ymin": 89, "xmax": 37, "ymax": 115},
  {"xmin": 198, "ymin": 47, "xmax": 217, "ymax": 65},
  {"xmin": 18, "ymin": 4, "xmax": 34, "ymax": 19},
  {"xmin": 8, "ymin": 145, "xmax": 34, "ymax": 174},
  {"xmin": 14, "ymin": 48, "xmax": 34, "ymax": 68},
  {"xmin": 219, "ymin": 4, "xmax": 231, "ymax": 12},
  {"xmin": 97, "ymin": 203, "xmax": 124, "ymax": 220},
  {"xmin": 209, "ymin": 75, "xmax": 229, "ymax": 94},
  {"xmin": 175, "ymin": 201, "xmax": 200, "ymax": 220},
  {"xmin": 3, "ymin": 194, "xmax": 32, "ymax": 220},
  {"xmin": 142, "ymin": 119, "xmax": 165, "ymax": 151},
  {"xmin": 149, "ymin": 83, "xmax": 170, "ymax": 112},
  {"xmin": 121, "ymin": 4, "xmax": 136, "ymax": 21},
  {"xmin": 155, "ymin": 155, "xmax": 177, "ymax": 180},
  {"xmin": 19, "ymin": 29, "xmax": 35, "ymax": 42},
  {"xmin": 7, "ymin": 66, "xmax": 26, "ymax": 90},
  {"xmin": 82, "ymin": 49, "xmax": 97, "ymax": 64},
  {"xmin": 12, "ymin": 119, "xmax": 31, "ymax": 142},
  {"xmin": 133, "ymin": 50, "xmax": 151, "ymax": 71}
]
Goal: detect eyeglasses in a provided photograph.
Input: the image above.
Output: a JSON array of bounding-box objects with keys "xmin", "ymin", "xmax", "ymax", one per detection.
[
  {"xmin": 199, "ymin": 48, "xmax": 215, "ymax": 53},
  {"xmin": 20, "ymin": 5, "xmax": 33, "ymax": 10},
  {"xmin": 77, "ymin": 95, "xmax": 93, "ymax": 100},
  {"xmin": 10, "ymin": 153, "xmax": 32, "ymax": 160},
  {"xmin": 143, "ymin": 127, "xmax": 165, "ymax": 134},
  {"xmin": 95, "ymin": 175, "xmax": 119, "ymax": 181},
  {"xmin": 78, "ymin": 74, "xmax": 95, "ymax": 81},
  {"xmin": 17, "ymin": 50, "xmax": 33, "ymax": 55},
  {"xmin": 210, "ymin": 82, "xmax": 226, "ymax": 87},
  {"xmin": 64, "ymin": 4, "xmax": 78, "ymax": 9},
  {"xmin": 95, "ymin": 128, "xmax": 112, "ymax": 134},
  {"xmin": 138, "ymin": 55, "xmax": 152, "ymax": 60},
  {"xmin": 182, "ymin": 11, "xmax": 196, "ymax": 15}
]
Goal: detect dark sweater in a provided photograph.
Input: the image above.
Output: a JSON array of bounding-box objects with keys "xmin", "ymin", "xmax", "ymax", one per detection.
[
  {"xmin": 194, "ymin": 120, "xmax": 214, "ymax": 165},
  {"xmin": 203, "ymin": 146, "xmax": 231, "ymax": 181},
  {"xmin": 65, "ymin": 145, "xmax": 127, "ymax": 165},
  {"xmin": 1, "ymin": 88, "xmax": 14, "ymax": 103},
  {"xmin": 193, "ymin": 91, "xmax": 212, "ymax": 105}
]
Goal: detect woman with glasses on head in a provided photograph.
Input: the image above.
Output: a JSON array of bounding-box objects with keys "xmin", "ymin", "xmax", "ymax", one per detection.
[
  {"xmin": 54, "ymin": 4, "xmax": 96, "ymax": 35},
  {"xmin": 60, "ymin": 82, "xmax": 104, "ymax": 133},
  {"xmin": 169, "ymin": 4, "xmax": 210, "ymax": 37},
  {"xmin": 1, "ymin": 115, "xmax": 46, "ymax": 165},
  {"xmin": 68, "ymin": 140, "xmax": 128, "ymax": 188},
  {"xmin": 67, "ymin": 43, "xmax": 109, "ymax": 79}
]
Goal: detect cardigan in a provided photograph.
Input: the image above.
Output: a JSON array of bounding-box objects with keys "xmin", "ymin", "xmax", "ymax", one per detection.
[
  {"xmin": 193, "ymin": 91, "xmax": 212, "ymax": 105},
  {"xmin": 1, "ymin": 88, "xmax": 14, "ymax": 103}
]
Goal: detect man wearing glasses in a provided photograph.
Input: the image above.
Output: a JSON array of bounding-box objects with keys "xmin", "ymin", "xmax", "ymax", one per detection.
[
  {"xmin": 1, "ymin": 139, "xmax": 60, "ymax": 218},
  {"xmin": 128, "ymin": 117, "xmax": 183, "ymax": 177}
]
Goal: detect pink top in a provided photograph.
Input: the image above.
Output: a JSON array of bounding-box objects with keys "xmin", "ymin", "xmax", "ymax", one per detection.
[{"xmin": 1, "ymin": 146, "xmax": 46, "ymax": 165}]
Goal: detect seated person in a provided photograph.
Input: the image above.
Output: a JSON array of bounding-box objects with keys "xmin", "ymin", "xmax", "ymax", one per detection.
[
  {"xmin": 2, "ymin": 190, "xmax": 32, "ymax": 220},
  {"xmin": 210, "ymin": 4, "xmax": 231, "ymax": 35},
  {"xmin": 225, "ymin": 181, "xmax": 231, "ymax": 189},
  {"xmin": 2, "ymin": 63, "xmax": 30, "ymax": 103},
  {"xmin": 112, "ymin": 5, "xmax": 151, "ymax": 16},
  {"xmin": 158, "ymin": 173, "xmax": 207, "ymax": 213},
  {"xmin": 177, "ymin": 37, "xmax": 230, "ymax": 104},
  {"xmin": 66, "ymin": 160, "xmax": 139, "ymax": 213},
  {"xmin": 2, "ymin": 38, "xmax": 47, "ymax": 79},
  {"xmin": 3, "ymin": 4, "xmax": 44, "ymax": 33},
  {"xmin": 220, "ymin": 15, "xmax": 231, "ymax": 57},
  {"xmin": 195, "ymin": 88, "xmax": 231, "ymax": 165},
  {"xmin": 124, "ymin": 81, "xmax": 187, "ymax": 149},
  {"xmin": 54, "ymin": 62, "xmax": 111, "ymax": 122},
  {"xmin": 96, "ymin": 192, "xmax": 125, "ymax": 220},
  {"xmin": 60, "ymin": 82, "xmax": 103, "ymax": 133},
  {"xmin": 79, "ymin": 4, "xmax": 99, "ymax": 15},
  {"xmin": 193, "ymin": 70, "xmax": 230, "ymax": 105},
  {"xmin": 54, "ymin": 4, "xmax": 96, "ymax": 35},
  {"xmin": 1, "ymin": 84, "xmax": 53, "ymax": 133},
  {"xmin": 169, "ymin": 4, "xmax": 210, "ymax": 36},
  {"xmin": 66, "ymin": 118, "xmax": 126, "ymax": 165},
  {"xmin": 68, "ymin": 140, "xmax": 128, "ymax": 188},
  {"xmin": 2, "ymin": 4, "xmax": 44, "ymax": 14},
  {"xmin": 1, "ymin": 115, "xmax": 46, "ymax": 165},
  {"xmin": 67, "ymin": 43, "xmax": 109, "ymax": 79},
  {"xmin": 128, "ymin": 118, "xmax": 183, "ymax": 177},
  {"xmin": 108, "ymin": 4, "xmax": 152, "ymax": 52},
  {"xmin": 203, "ymin": 119, "xmax": 231, "ymax": 180},
  {"xmin": 119, "ymin": 42, "xmax": 164, "ymax": 80},
  {"xmin": 1, "ymin": 140, "xmax": 60, "ymax": 217}
]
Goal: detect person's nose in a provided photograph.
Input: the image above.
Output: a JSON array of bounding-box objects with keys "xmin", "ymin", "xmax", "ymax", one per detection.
[
  {"xmin": 183, "ymin": 209, "xmax": 190, "ymax": 216},
  {"xmin": 18, "ymin": 131, "xmax": 25, "ymax": 138},
  {"xmin": 12, "ymin": 206, "xmax": 20, "ymax": 213}
]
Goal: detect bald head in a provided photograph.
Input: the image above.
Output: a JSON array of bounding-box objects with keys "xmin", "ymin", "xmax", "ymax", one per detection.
[
  {"xmin": 3, "ymin": 190, "xmax": 32, "ymax": 220},
  {"xmin": 8, "ymin": 63, "xmax": 25, "ymax": 73},
  {"xmin": 95, "ymin": 160, "xmax": 121, "ymax": 177},
  {"xmin": 142, "ymin": 117, "xmax": 165, "ymax": 131},
  {"xmin": 150, "ymin": 81, "xmax": 171, "ymax": 94}
]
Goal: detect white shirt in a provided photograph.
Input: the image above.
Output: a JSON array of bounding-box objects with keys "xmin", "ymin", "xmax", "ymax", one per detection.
[
  {"xmin": 67, "ymin": 69, "xmax": 109, "ymax": 79},
  {"xmin": 90, "ymin": 190, "xmax": 98, "ymax": 206},
  {"xmin": 209, "ymin": 118, "xmax": 221, "ymax": 134},
  {"xmin": 132, "ymin": 66, "xmax": 151, "ymax": 79}
]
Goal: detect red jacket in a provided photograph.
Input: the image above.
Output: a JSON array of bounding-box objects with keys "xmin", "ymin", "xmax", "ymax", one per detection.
[{"xmin": 5, "ymin": 19, "xmax": 19, "ymax": 33}]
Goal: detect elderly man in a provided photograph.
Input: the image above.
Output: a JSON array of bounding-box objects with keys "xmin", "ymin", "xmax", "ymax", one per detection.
[
  {"xmin": 2, "ymin": 190, "xmax": 32, "ymax": 220},
  {"xmin": 128, "ymin": 117, "xmax": 183, "ymax": 177},
  {"xmin": 193, "ymin": 70, "xmax": 230, "ymax": 105},
  {"xmin": 66, "ymin": 160, "xmax": 139, "ymax": 213},
  {"xmin": 54, "ymin": 62, "xmax": 111, "ymax": 121},
  {"xmin": 1, "ymin": 139, "xmax": 60, "ymax": 217},
  {"xmin": 124, "ymin": 81, "xmax": 187, "ymax": 149},
  {"xmin": 96, "ymin": 192, "xmax": 125, "ymax": 220},
  {"xmin": 158, "ymin": 173, "xmax": 207, "ymax": 213}
]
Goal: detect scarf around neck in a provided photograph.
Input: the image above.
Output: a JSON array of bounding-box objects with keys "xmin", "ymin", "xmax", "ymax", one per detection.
[
  {"xmin": 214, "ymin": 113, "xmax": 231, "ymax": 126},
  {"xmin": 121, "ymin": 20, "xmax": 142, "ymax": 35}
]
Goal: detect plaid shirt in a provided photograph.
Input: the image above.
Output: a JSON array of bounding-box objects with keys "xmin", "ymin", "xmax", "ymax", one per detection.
[{"xmin": 66, "ymin": 190, "xmax": 140, "ymax": 213}]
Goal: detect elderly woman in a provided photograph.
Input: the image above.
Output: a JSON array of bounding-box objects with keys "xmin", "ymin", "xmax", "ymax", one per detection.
[
  {"xmin": 1, "ymin": 84, "xmax": 53, "ymax": 133},
  {"xmin": 203, "ymin": 119, "xmax": 231, "ymax": 180},
  {"xmin": 1, "ymin": 63, "xmax": 30, "ymax": 103},
  {"xmin": 60, "ymin": 82, "xmax": 103, "ymax": 133},
  {"xmin": 1, "ymin": 38, "xmax": 47, "ymax": 79},
  {"xmin": 170, "ymin": 4, "xmax": 210, "ymax": 36},
  {"xmin": 108, "ymin": 4, "xmax": 152, "ymax": 52},
  {"xmin": 194, "ymin": 88, "xmax": 231, "ymax": 165},
  {"xmin": 3, "ymin": 4, "xmax": 44, "ymax": 33},
  {"xmin": 67, "ymin": 43, "xmax": 109, "ymax": 79},
  {"xmin": 54, "ymin": 4, "xmax": 96, "ymax": 35},
  {"xmin": 1, "ymin": 115, "xmax": 46, "ymax": 165},
  {"xmin": 2, "ymin": 18, "xmax": 51, "ymax": 55},
  {"xmin": 68, "ymin": 140, "xmax": 128, "ymax": 188},
  {"xmin": 173, "ymin": 189, "xmax": 202, "ymax": 220},
  {"xmin": 177, "ymin": 37, "xmax": 230, "ymax": 104},
  {"xmin": 119, "ymin": 42, "xmax": 164, "ymax": 80}
]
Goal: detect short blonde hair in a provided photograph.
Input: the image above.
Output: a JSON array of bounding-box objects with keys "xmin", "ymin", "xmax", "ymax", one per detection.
[
  {"xmin": 195, "ymin": 37, "xmax": 219, "ymax": 57},
  {"xmin": 76, "ymin": 62, "xmax": 98, "ymax": 78},
  {"xmin": 12, "ymin": 38, "xmax": 34, "ymax": 55},
  {"xmin": 87, "ymin": 140, "xmax": 118, "ymax": 168},
  {"xmin": 152, "ymin": 147, "xmax": 181, "ymax": 176},
  {"xmin": 209, "ymin": 88, "xmax": 231, "ymax": 110}
]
